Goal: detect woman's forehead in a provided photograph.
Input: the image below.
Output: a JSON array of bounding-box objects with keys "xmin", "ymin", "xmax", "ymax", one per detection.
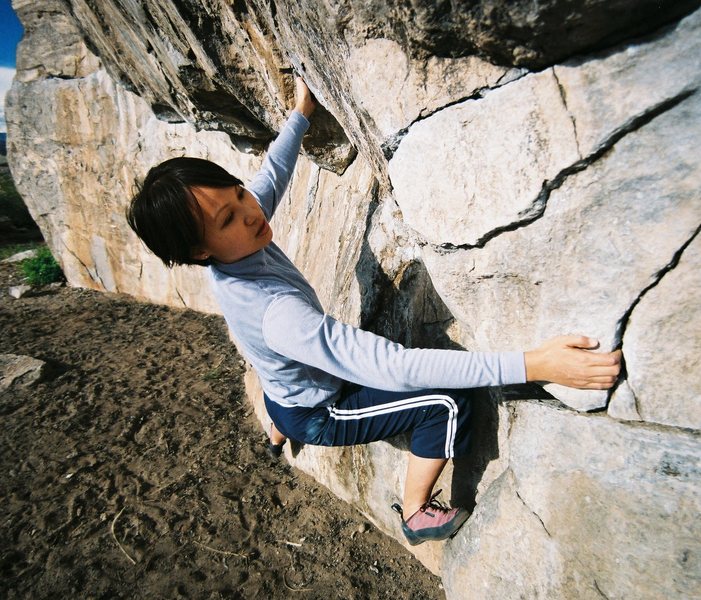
[{"xmin": 189, "ymin": 185, "xmax": 237, "ymax": 218}]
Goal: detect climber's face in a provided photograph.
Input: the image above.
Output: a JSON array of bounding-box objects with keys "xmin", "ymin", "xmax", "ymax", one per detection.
[{"xmin": 189, "ymin": 185, "xmax": 273, "ymax": 264}]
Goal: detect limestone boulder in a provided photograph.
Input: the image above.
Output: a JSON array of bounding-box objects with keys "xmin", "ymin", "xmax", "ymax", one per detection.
[
  {"xmin": 7, "ymin": 68, "xmax": 255, "ymax": 313},
  {"xmin": 423, "ymin": 88, "xmax": 700, "ymax": 411},
  {"xmin": 552, "ymin": 9, "xmax": 701, "ymax": 158},
  {"xmin": 389, "ymin": 69, "xmax": 580, "ymax": 247},
  {"xmin": 2, "ymin": 249, "xmax": 38, "ymax": 263},
  {"xmin": 8, "ymin": 285, "xmax": 32, "ymax": 299},
  {"xmin": 346, "ymin": 38, "xmax": 514, "ymax": 140},
  {"xmin": 390, "ymin": 8, "xmax": 701, "ymax": 249},
  {"xmin": 6, "ymin": 0, "xmax": 701, "ymax": 597},
  {"xmin": 444, "ymin": 401, "xmax": 701, "ymax": 598},
  {"xmin": 59, "ymin": 0, "xmax": 355, "ymax": 171},
  {"xmin": 443, "ymin": 469, "xmax": 596, "ymax": 600},
  {"xmin": 12, "ymin": 0, "xmax": 101, "ymax": 82},
  {"xmin": 262, "ymin": 0, "xmax": 699, "ymax": 72},
  {"xmin": 51, "ymin": 0, "xmax": 699, "ymax": 183}
]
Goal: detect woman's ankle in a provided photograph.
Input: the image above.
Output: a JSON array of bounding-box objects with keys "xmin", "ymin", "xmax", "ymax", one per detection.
[
  {"xmin": 402, "ymin": 501, "xmax": 426, "ymax": 520},
  {"xmin": 402, "ymin": 454, "xmax": 448, "ymax": 520},
  {"xmin": 270, "ymin": 422, "xmax": 286, "ymax": 445}
]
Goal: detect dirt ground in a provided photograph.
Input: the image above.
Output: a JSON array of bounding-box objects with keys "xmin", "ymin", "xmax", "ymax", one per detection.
[{"xmin": 0, "ymin": 260, "xmax": 444, "ymax": 600}]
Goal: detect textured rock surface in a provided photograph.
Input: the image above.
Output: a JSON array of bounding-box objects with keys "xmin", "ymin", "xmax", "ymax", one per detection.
[
  {"xmin": 444, "ymin": 401, "xmax": 701, "ymax": 599},
  {"xmin": 66, "ymin": 0, "xmax": 356, "ymax": 172},
  {"xmin": 0, "ymin": 353, "xmax": 46, "ymax": 391},
  {"xmin": 610, "ymin": 232, "xmax": 701, "ymax": 429},
  {"xmin": 443, "ymin": 469, "xmax": 580, "ymax": 599},
  {"xmin": 6, "ymin": 0, "xmax": 701, "ymax": 597},
  {"xmin": 405, "ymin": 10, "xmax": 701, "ymax": 411}
]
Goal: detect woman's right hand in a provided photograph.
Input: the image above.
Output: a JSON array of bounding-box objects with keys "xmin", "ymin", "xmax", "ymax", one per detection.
[{"xmin": 524, "ymin": 335, "xmax": 622, "ymax": 389}]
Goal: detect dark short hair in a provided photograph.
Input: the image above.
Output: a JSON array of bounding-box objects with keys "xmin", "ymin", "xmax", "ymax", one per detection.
[{"xmin": 126, "ymin": 157, "xmax": 242, "ymax": 267}]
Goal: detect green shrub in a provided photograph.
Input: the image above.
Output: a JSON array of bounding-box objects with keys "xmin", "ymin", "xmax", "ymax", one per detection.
[{"xmin": 21, "ymin": 246, "xmax": 64, "ymax": 286}]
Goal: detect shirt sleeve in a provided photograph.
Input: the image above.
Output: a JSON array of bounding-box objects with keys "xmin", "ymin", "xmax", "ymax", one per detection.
[
  {"xmin": 248, "ymin": 110, "xmax": 310, "ymax": 220},
  {"xmin": 262, "ymin": 293, "xmax": 526, "ymax": 391}
]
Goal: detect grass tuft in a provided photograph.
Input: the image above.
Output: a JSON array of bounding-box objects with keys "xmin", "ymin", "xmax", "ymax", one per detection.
[{"xmin": 20, "ymin": 246, "xmax": 64, "ymax": 286}]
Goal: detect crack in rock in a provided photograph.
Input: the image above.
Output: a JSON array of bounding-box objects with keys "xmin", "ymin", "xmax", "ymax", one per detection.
[
  {"xmin": 607, "ymin": 222, "xmax": 701, "ymax": 406},
  {"xmin": 593, "ymin": 579, "xmax": 611, "ymax": 600},
  {"xmin": 552, "ymin": 67, "xmax": 582, "ymax": 158},
  {"xmin": 612, "ymin": 223, "xmax": 701, "ymax": 348},
  {"xmin": 304, "ymin": 165, "xmax": 321, "ymax": 217},
  {"xmin": 61, "ymin": 240, "xmax": 103, "ymax": 286},
  {"xmin": 429, "ymin": 87, "xmax": 697, "ymax": 254},
  {"xmin": 506, "ymin": 403, "xmax": 517, "ymax": 439},
  {"xmin": 175, "ymin": 287, "xmax": 187, "ymax": 308},
  {"xmin": 382, "ymin": 68, "xmax": 530, "ymax": 161},
  {"xmin": 514, "ymin": 489, "xmax": 552, "ymax": 538}
]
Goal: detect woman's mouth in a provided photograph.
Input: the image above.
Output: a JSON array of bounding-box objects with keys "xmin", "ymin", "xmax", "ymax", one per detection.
[{"xmin": 256, "ymin": 221, "xmax": 270, "ymax": 237}]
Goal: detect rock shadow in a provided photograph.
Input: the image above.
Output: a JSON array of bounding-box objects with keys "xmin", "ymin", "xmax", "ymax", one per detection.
[{"xmin": 353, "ymin": 209, "xmax": 506, "ymax": 513}]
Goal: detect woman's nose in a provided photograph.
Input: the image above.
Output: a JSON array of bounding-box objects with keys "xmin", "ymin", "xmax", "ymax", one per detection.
[{"xmin": 244, "ymin": 213, "xmax": 256, "ymax": 226}]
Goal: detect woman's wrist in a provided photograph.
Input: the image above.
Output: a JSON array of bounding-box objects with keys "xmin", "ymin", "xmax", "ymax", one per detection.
[
  {"xmin": 294, "ymin": 102, "xmax": 315, "ymax": 119},
  {"xmin": 524, "ymin": 350, "xmax": 544, "ymax": 382}
]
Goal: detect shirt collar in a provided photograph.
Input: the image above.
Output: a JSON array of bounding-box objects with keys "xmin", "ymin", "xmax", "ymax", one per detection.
[{"xmin": 211, "ymin": 247, "xmax": 268, "ymax": 277}]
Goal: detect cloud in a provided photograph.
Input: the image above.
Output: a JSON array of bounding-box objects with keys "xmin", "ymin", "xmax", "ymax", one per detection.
[{"xmin": 0, "ymin": 66, "xmax": 16, "ymax": 134}]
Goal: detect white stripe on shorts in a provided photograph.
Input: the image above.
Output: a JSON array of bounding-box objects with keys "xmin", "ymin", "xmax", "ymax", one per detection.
[{"xmin": 327, "ymin": 394, "xmax": 459, "ymax": 458}]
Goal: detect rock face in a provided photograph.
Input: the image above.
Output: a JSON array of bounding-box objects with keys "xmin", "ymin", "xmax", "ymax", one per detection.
[
  {"xmin": 6, "ymin": 1, "xmax": 701, "ymax": 597},
  {"xmin": 443, "ymin": 402, "xmax": 701, "ymax": 599}
]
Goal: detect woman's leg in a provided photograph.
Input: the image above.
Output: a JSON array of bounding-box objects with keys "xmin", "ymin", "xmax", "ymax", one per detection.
[
  {"xmin": 403, "ymin": 455, "xmax": 448, "ymax": 518},
  {"xmin": 266, "ymin": 387, "xmax": 473, "ymax": 543}
]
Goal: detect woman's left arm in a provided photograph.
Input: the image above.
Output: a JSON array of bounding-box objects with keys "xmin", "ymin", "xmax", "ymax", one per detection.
[{"xmin": 247, "ymin": 77, "xmax": 315, "ymax": 218}]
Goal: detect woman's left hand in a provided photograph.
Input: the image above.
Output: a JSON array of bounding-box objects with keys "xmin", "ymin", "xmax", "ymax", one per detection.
[{"xmin": 294, "ymin": 76, "xmax": 317, "ymax": 118}]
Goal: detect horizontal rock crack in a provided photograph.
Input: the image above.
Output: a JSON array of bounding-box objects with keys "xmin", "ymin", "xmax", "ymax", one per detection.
[
  {"xmin": 429, "ymin": 87, "xmax": 698, "ymax": 254},
  {"xmin": 382, "ymin": 69, "xmax": 529, "ymax": 161}
]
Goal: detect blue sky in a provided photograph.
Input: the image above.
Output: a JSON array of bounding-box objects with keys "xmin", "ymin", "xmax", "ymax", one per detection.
[{"xmin": 0, "ymin": 0, "xmax": 23, "ymax": 133}]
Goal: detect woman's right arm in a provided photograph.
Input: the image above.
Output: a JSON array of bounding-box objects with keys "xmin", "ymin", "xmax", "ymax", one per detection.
[{"xmin": 263, "ymin": 294, "xmax": 621, "ymax": 391}]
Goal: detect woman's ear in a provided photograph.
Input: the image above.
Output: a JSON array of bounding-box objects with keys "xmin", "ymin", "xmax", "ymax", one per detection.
[{"xmin": 192, "ymin": 249, "xmax": 210, "ymax": 260}]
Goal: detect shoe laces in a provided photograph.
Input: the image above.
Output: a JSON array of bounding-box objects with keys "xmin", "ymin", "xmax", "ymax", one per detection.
[
  {"xmin": 391, "ymin": 490, "xmax": 451, "ymax": 520},
  {"xmin": 420, "ymin": 489, "xmax": 450, "ymax": 516}
]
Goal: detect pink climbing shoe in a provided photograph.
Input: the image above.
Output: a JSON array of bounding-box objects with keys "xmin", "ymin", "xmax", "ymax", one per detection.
[{"xmin": 392, "ymin": 490, "xmax": 469, "ymax": 546}]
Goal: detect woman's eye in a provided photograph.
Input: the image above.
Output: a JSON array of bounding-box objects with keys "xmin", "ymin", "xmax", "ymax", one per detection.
[{"xmin": 222, "ymin": 212, "xmax": 233, "ymax": 227}]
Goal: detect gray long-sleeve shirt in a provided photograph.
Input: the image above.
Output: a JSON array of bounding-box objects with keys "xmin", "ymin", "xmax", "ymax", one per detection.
[{"xmin": 209, "ymin": 110, "xmax": 526, "ymax": 407}]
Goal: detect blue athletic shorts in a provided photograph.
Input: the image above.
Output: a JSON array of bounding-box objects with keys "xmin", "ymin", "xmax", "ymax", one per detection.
[{"xmin": 264, "ymin": 384, "xmax": 473, "ymax": 459}]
